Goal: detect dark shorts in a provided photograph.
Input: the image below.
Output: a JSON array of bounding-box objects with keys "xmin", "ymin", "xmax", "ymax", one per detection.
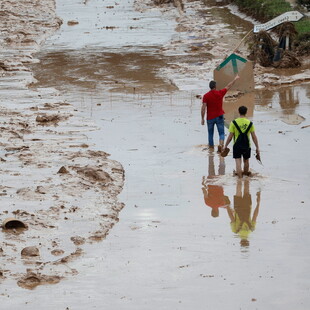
[{"xmin": 233, "ymin": 146, "xmax": 251, "ymax": 160}]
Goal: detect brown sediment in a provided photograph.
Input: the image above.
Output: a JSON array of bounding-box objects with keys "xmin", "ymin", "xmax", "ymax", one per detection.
[
  {"xmin": 35, "ymin": 113, "xmax": 68, "ymax": 124},
  {"xmin": 51, "ymin": 249, "xmax": 65, "ymax": 256},
  {"xmin": 0, "ymin": 0, "xmax": 125, "ymax": 289},
  {"xmin": 17, "ymin": 271, "xmax": 63, "ymax": 290},
  {"xmin": 70, "ymin": 236, "xmax": 86, "ymax": 246}
]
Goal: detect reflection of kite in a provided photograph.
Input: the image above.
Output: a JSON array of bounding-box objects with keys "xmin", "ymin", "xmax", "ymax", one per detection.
[{"xmin": 214, "ymin": 53, "xmax": 254, "ymax": 93}]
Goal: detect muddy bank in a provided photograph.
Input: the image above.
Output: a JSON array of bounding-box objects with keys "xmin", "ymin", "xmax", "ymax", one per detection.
[
  {"xmin": 135, "ymin": 0, "xmax": 310, "ymax": 91},
  {"xmin": 0, "ymin": 0, "xmax": 124, "ymax": 288}
]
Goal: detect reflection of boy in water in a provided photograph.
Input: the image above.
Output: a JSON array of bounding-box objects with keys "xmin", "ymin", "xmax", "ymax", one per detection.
[{"xmin": 226, "ymin": 180, "xmax": 260, "ymax": 246}]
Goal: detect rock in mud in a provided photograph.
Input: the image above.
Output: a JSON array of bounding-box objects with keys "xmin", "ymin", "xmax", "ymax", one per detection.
[
  {"xmin": 21, "ymin": 246, "xmax": 40, "ymax": 257},
  {"xmin": 17, "ymin": 271, "xmax": 62, "ymax": 290},
  {"xmin": 35, "ymin": 186, "xmax": 47, "ymax": 194},
  {"xmin": 76, "ymin": 166, "xmax": 113, "ymax": 184},
  {"xmin": 51, "ymin": 249, "xmax": 65, "ymax": 256},
  {"xmin": 35, "ymin": 114, "xmax": 61, "ymax": 123},
  {"xmin": 57, "ymin": 166, "xmax": 69, "ymax": 174}
]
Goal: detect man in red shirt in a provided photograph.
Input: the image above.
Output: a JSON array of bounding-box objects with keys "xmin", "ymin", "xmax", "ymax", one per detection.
[{"xmin": 201, "ymin": 74, "xmax": 240, "ymax": 152}]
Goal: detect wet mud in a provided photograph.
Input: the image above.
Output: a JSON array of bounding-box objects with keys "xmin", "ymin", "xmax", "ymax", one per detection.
[
  {"xmin": 0, "ymin": 0, "xmax": 124, "ymax": 291},
  {"xmin": 0, "ymin": 0, "xmax": 310, "ymax": 309}
]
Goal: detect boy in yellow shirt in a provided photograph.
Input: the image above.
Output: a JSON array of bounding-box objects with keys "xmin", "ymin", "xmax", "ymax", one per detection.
[{"xmin": 223, "ymin": 106, "xmax": 260, "ymax": 178}]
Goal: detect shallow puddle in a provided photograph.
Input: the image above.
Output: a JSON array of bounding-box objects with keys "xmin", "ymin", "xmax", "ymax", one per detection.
[{"xmin": 30, "ymin": 49, "xmax": 178, "ymax": 93}]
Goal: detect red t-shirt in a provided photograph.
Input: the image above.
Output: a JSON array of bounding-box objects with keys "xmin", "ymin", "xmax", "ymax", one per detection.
[
  {"xmin": 202, "ymin": 88, "xmax": 227, "ymax": 120},
  {"xmin": 204, "ymin": 185, "xmax": 226, "ymax": 208}
]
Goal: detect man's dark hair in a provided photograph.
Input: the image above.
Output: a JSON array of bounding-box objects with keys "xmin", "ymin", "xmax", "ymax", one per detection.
[
  {"xmin": 211, "ymin": 208, "xmax": 219, "ymax": 218},
  {"xmin": 238, "ymin": 106, "xmax": 247, "ymax": 115},
  {"xmin": 209, "ymin": 80, "xmax": 216, "ymax": 90}
]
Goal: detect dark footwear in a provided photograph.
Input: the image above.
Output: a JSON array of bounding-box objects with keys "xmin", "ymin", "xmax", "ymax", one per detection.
[
  {"xmin": 233, "ymin": 170, "xmax": 243, "ymax": 178},
  {"xmin": 217, "ymin": 145, "xmax": 222, "ymax": 153},
  {"xmin": 220, "ymin": 147, "xmax": 230, "ymax": 157},
  {"xmin": 243, "ymin": 171, "xmax": 252, "ymax": 176}
]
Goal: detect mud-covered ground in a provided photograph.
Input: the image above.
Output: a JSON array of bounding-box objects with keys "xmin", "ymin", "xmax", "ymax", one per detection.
[
  {"xmin": 0, "ymin": 0, "xmax": 124, "ymax": 289},
  {"xmin": 0, "ymin": 0, "xmax": 310, "ymax": 309}
]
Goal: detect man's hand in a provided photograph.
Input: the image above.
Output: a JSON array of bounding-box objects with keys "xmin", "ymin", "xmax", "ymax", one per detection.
[
  {"xmin": 201, "ymin": 119, "xmax": 205, "ymax": 125},
  {"xmin": 225, "ymin": 74, "xmax": 240, "ymax": 90}
]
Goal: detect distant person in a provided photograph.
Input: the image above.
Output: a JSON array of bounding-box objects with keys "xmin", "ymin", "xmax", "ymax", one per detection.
[
  {"xmin": 226, "ymin": 179, "xmax": 260, "ymax": 248},
  {"xmin": 201, "ymin": 74, "xmax": 240, "ymax": 152},
  {"xmin": 222, "ymin": 105, "xmax": 260, "ymax": 178}
]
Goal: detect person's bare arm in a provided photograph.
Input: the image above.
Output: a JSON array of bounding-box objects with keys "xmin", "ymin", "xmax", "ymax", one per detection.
[
  {"xmin": 201, "ymin": 102, "xmax": 206, "ymax": 125},
  {"xmin": 224, "ymin": 132, "xmax": 234, "ymax": 149},
  {"xmin": 252, "ymin": 191, "xmax": 261, "ymax": 222},
  {"xmin": 251, "ymin": 131, "xmax": 260, "ymax": 154},
  {"xmin": 225, "ymin": 74, "xmax": 240, "ymax": 91},
  {"xmin": 226, "ymin": 205, "xmax": 235, "ymax": 222}
]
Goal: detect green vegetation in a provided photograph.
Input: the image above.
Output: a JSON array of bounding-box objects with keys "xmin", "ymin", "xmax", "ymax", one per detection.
[
  {"xmin": 295, "ymin": 18, "xmax": 310, "ymax": 40},
  {"xmin": 231, "ymin": 0, "xmax": 310, "ymax": 41},
  {"xmin": 232, "ymin": 0, "xmax": 291, "ymax": 20}
]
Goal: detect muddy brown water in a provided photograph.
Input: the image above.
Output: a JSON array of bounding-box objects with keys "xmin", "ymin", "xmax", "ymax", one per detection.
[{"xmin": 3, "ymin": 0, "xmax": 310, "ymax": 309}]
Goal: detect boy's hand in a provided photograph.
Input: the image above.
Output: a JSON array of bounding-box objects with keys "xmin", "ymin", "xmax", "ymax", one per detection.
[{"xmin": 221, "ymin": 147, "xmax": 230, "ymax": 157}]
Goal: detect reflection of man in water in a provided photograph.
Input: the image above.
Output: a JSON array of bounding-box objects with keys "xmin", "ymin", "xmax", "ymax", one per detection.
[
  {"xmin": 226, "ymin": 180, "xmax": 260, "ymax": 246},
  {"xmin": 202, "ymin": 183, "xmax": 230, "ymax": 217},
  {"xmin": 207, "ymin": 154, "xmax": 225, "ymax": 178},
  {"xmin": 202, "ymin": 155, "xmax": 229, "ymax": 217}
]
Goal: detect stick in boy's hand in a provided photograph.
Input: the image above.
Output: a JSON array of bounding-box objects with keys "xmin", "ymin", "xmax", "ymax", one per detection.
[{"xmin": 255, "ymin": 153, "xmax": 263, "ymax": 165}]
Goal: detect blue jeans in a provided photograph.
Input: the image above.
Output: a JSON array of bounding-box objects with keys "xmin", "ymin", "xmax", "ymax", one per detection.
[{"xmin": 207, "ymin": 115, "xmax": 225, "ymax": 147}]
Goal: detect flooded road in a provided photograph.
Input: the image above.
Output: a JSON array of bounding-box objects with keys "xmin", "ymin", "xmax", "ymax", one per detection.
[{"xmin": 3, "ymin": 0, "xmax": 310, "ymax": 309}]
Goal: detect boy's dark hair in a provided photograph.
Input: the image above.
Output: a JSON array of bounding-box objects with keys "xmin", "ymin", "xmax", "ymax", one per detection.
[
  {"xmin": 238, "ymin": 106, "xmax": 247, "ymax": 115},
  {"xmin": 209, "ymin": 80, "xmax": 216, "ymax": 90}
]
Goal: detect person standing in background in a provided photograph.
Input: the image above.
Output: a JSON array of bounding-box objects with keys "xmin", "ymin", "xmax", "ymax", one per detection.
[{"xmin": 201, "ymin": 74, "xmax": 240, "ymax": 152}]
